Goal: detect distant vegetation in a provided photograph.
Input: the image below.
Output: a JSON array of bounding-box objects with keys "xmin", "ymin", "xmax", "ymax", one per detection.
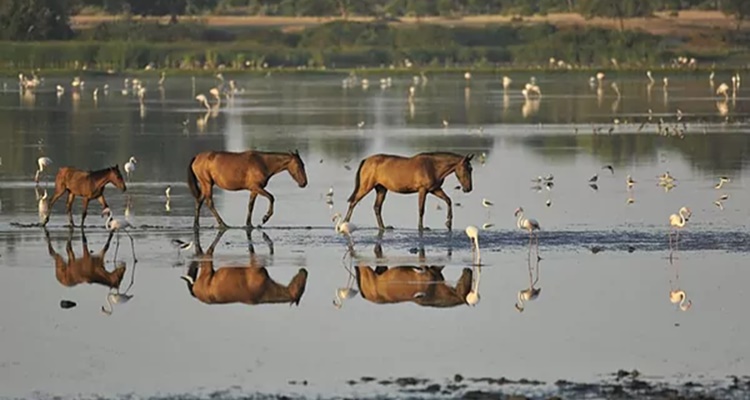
[{"xmin": 0, "ymin": 0, "xmax": 749, "ymax": 71}]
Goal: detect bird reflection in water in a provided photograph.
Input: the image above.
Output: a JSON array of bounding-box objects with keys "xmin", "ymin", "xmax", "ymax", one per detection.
[
  {"xmin": 101, "ymin": 259, "xmax": 136, "ymax": 316},
  {"xmin": 180, "ymin": 230, "xmax": 307, "ymax": 306},
  {"xmin": 515, "ymin": 251, "xmax": 542, "ymax": 313},
  {"xmin": 668, "ymin": 252, "xmax": 692, "ymax": 312},
  {"xmin": 352, "ymin": 237, "xmax": 473, "ymax": 308},
  {"xmin": 332, "ymin": 250, "xmax": 359, "ymax": 309},
  {"xmin": 44, "ymin": 227, "xmax": 127, "ymax": 291}
]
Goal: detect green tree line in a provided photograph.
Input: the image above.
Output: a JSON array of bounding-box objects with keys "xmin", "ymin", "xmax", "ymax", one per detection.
[
  {"xmin": 2, "ymin": 0, "xmax": 748, "ymax": 41},
  {"xmin": 70, "ymin": 0, "xmax": 731, "ymax": 17}
]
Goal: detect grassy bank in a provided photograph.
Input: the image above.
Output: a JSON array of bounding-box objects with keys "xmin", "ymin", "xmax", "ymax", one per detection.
[{"xmin": 3, "ymin": 15, "xmax": 750, "ymax": 72}]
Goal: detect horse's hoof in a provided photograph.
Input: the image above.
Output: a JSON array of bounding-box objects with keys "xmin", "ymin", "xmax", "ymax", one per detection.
[
  {"xmin": 262, "ymin": 216, "xmax": 271, "ymax": 224},
  {"xmin": 385, "ymin": 226, "xmax": 395, "ymax": 230}
]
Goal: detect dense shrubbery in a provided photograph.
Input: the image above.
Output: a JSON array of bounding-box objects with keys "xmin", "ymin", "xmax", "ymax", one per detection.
[{"xmin": 0, "ymin": 21, "xmax": 673, "ymax": 70}]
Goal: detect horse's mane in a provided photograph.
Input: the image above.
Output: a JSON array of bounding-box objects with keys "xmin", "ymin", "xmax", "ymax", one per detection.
[
  {"xmin": 87, "ymin": 165, "xmax": 118, "ymax": 175},
  {"xmin": 418, "ymin": 151, "xmax": 463, "ymax": 157}
]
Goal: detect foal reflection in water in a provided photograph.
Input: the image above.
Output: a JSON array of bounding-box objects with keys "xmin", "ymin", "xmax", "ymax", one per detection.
[
  {"xmin": 44, "ymin": 228, "xmax": 126, "ymax": 290},
  {"xmin": 180, "ymin": 231, "xmax": 308, "ymax": 306},
  {"xmin": 352, "ymin": 242, "xmax": 474, "ymax": 308}
]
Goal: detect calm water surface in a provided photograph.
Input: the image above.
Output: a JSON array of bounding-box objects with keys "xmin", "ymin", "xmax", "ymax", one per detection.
[{"xmin": 0, "ymin": 73, "xmax": 749, "ymax": 399}]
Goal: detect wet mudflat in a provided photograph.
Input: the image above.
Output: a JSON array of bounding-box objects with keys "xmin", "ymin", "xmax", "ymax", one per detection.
[{"xmin": 0, "ymin": 73, "xmax": 749, "ymax": 399}]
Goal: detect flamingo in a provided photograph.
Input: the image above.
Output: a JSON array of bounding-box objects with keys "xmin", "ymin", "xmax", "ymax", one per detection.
[
  {"xmin": 515, "ymin": 207, "xmax": 541, "ymax": 249},
  {"xmin": 101, "ymin": 291, "xmax": 134, "ymax": 315},
  {"xmin": 668, "ymin": 206, "xmax": 691, "ymax": 251},
  {"xmin": 502, "ymin": 76, "xmax": 512, "ymax": 90},
  {"xmin": 515, "ymin": 287, "xmax": 541, "ymax": 312},
  {"xmin": 646, "ymin": 70, "xmax": 655, "ymax": 83},
  {"xmin": 333, "ymin": 212, "xmax": 356, "ymax": 247},
  {"xmin": 35, "ymin": 156, "xmax": 52, "ymax": 183},
  {"xmin": 124, "ymin": 156, "xmax": 137, "ymax": 180},
  {"xmin": 464, "ymin": 225, "xmax": 481, "ymax": 305},
  {"xmin": 158, "ymin": 71, "xmax": 166, "ymax": 87},
  {"xmin": 137, "ymin": 87, "xmax": 146, "ymax": 105},
  {"xmin": 102, "ymin": 207, "xmax": 136, "ymax": 261},
  {"xmin": 464, "ymin": 71, "xmax": 472, "ymax": 81},
  {"xmin": 669, "ymin": 290, "xmax": 692, "ymax": 311},
  {"xmin": 333, "ymin": 259, "xmax": 359, "ymax": 309},
  {"xmin": 465, "ymin": 225, "xmax": 480, "ymax": 264},
  {"xmin": 596, "ymin": 72, "xmax": 605, "ymax": 82},
  {"xmin": 716, "ymin": 83, "xmax": 730, "ymax": 100},
  {"xmin": 209, "ymin": 87, "xmax": 221, "ymax": 108},
  {"xmin": 38, "ymin": 189, "xmax": 48, "ymax": 223},
  {"xmin": 333, "ymin": 287, "xmax": 358, "ymax": 309},
  {"xmin": 466, "ymin": 262, "xmax": 481, "ymax": 306},
  {"xmin": 195, "ymin": 94, "xmax": 211, "ymax": 110}
]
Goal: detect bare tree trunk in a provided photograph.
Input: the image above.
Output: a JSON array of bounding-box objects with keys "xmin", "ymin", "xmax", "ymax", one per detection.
[{"xmin": 567, "ymin": 0, "xmax": 574, "ymax": 12}]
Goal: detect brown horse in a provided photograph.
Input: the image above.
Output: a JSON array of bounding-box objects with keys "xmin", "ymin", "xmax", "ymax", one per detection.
[
  {"xmin": 42, "ymin": 165, "xmax": 127, "ymax": 227},
  {"xmin": 45, "ymin": 228, "xmax": 126, "ymax": 289},
  {"xmin": 180, "ymin": 230, "xmax": 308, "ymax": 306},
  {"xmin": 344, "ymin": 152, "xmax": 474, "ymax": 231},
  {"xmin": 187, "ymin": 150, "xmax": 308, "ymax": 229}
]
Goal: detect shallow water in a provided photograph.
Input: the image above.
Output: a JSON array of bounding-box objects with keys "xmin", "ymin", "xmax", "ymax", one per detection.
[{"xmin": 0, "ymin": 72, "xmax": 749, "ymax": 399}]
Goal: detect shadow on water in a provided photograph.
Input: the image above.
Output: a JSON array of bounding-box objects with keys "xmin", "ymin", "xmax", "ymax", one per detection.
[{"xmin": 180, "ymin": 230, "xmax": 308, "ymax": 306}]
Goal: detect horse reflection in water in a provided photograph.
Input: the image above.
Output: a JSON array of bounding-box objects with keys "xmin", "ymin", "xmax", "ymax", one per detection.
[
  {"xmin": 44, "ymin": 228, "xmax": 126, "ymax": 290},
  {"xmin": 353, "ymin": 241, "xmax": 473, "ymax": 308},
  {"xmin": 181, "ymin": 230, "xmax": 308, "ymax": 306}
]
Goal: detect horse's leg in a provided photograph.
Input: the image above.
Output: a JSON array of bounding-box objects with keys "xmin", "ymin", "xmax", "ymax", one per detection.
[
  {"xmin": 430, "ymin": 188, "xmax": 453, "ymax": 230},
  {"xmin": 43, "ymin": 188, "xmax": 67, "ymax": 225},
  {"xmin": 373, "ymin": 185, "xmax": 388, "ymax": 231},
  {"xmin": 344, "ymin": 185, "xmax": 374, "ymax": 223},
  {"xmin": 97, "ymin": 195, "xmax": 109, "ymax": 210},
  {"xmin": 255, "ymin": 188, "xmax": 275, "ymax": 225},
  {"xmin": 203, "ymin": 186, "xmax": 227, "ymax": 230},
  {"xmin": 246, "ymin": 192, "xmax": 258, "ymax": 228},
  {"xmin": 65, "ymin": 193, "xmax": 76, "ymax": 227},
  {"xmin": 80, "ymin": 198, "xmax": 90, "ymax": 228},
  {"xmin": 193, "ymin": 196, "xmax": 205, "ymax": 230},
  {"xmin": 417, "ymin": 189, "xmax": 428, "ymax": 231}
]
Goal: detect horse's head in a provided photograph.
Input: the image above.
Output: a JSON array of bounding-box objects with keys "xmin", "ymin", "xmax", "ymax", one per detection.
[
  {"xmin": 288, "ymin": 150, "xmax": 308, "ymax": 188},
  {"xmin": 455, "ymin": 154, "xmax": 474, "ymax": 193},
  {"xmin": 110, "ymin": 165, "xmax": 127, "ymax": 192}
]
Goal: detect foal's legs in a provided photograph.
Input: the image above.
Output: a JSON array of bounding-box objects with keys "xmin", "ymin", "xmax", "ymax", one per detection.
[
  {"xmin": 65, "ymin": 193, "xmax": 76, "ymax": 227},
  {"xmin": 255, "ymin": 188, "xmax": 275, "ymax": 225},
  {"xmin": 373, "ymin": 185, "xmax": 388, "ymax": 231},
  {"xmin": 246, "ymin": 192, "xmax": 258, "ymax": 227},
  {"xmin": 430, "ymin": 188, "xmax": 453, "ymax": 230},
  {"xmin": 417, "ymin": 189, "xmax": 428, "ymax": 231}
]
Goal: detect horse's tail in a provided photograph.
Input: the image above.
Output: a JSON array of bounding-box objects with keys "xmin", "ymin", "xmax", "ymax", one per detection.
[
  {"xmin": 187, "ymin": 156, "xmax": 200, "ymax": 199},
  {"xmin": 347, "ymin": 159, "xmax": 367, "ymax": 203}
]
